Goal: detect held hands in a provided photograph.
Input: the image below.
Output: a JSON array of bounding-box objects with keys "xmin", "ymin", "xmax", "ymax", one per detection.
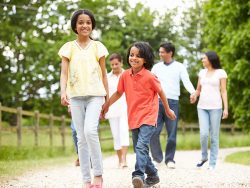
[
  {"xmin": 190, "ymin": 93, "xmax": 197, "ymax": 104},
  {"xmin": 166, "ymin": 109, "xmax": 176, "ymax": 120},
  {"xmin": 222, "ymin": 109, "xmax": 228, "ymax": 119},
  {"xmin": 61, "ymin": 93, "xmax": 70, "ymax": 106},
  {"xmin": 100, "ymin": 101, "xmax": 109, "ymax": 120}
]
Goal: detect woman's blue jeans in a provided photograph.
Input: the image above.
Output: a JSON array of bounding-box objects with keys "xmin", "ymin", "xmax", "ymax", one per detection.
[{"xmin": 197, "ymin": 108, "xmax": 222, "ymax": 167}]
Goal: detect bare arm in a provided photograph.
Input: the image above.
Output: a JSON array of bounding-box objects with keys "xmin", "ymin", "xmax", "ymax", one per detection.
[
  {"xmin": 60, "ymin": 56, "xmax": 70, "ymax": 106},
  {"xmin": 158, "ymin": 90, "xmax": 176, "ymax": 120},
  {"xmin": 99, "ymin": 56, "xmax": 109, "ymax": 102},
  {"xmin": 100, "ymin": 91, "xmax": 122, "ymax": 119},
  {"xmin": 190, "ymin": 77, "xmax": 201, "ymax": 104},
  {"xmin": 220, "ymin": 78, "xmax": 228, "ymax": 119},
  {"xmin": 195, "ymin": 78, "xmax": 202, "ymax": 97}
]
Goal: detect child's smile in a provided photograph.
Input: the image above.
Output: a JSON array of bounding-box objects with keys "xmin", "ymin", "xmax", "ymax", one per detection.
[
  {"xmin": 129, "ymin": 47, "xmax": 145, "ymax": 74},
  {"xmin": 76, "ymin": 14, "xmax": 92, "ymax": 37}
]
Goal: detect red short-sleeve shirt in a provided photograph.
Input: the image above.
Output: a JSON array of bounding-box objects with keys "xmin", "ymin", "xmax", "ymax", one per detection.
[{"xmin": 117, "ymin": 67, "xmax": 162, "ymax": 130}]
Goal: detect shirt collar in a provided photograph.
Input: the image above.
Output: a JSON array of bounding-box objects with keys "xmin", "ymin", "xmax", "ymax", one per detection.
[
  {"xmin": 110, "ymin": 69, "xmax": 124, "ymax": 76},
  {"xmin": 129, "ymin": 67, "xmax": 146, "ymax": 76},
  {"xmin": 163, "ymin": 60, "xmax": 174, "ymax": 66}
]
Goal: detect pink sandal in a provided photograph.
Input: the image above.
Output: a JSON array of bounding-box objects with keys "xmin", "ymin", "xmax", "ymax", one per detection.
[{"xmin": 89, "ymin": 184, "xmax": 103, "ymax": 188}]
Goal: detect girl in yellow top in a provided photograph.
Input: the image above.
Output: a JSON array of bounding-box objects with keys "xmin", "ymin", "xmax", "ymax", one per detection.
[{"xmin": 59, "ymin": 9, "xmax": 109, "ymax": 188}]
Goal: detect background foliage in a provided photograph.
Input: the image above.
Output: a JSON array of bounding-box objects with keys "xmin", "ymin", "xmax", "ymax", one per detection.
[{"xmin": 0, "ymin": 0, "xmax": 249, "ymax": 131}]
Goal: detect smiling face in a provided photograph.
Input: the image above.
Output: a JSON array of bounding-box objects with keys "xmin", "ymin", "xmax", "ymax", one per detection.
[
  {"xmin": 75, "ymin": 14, "xmax": 92, "ymax": 37},
  {"xmin": 129, "ymin": 46, "xmax": 145, "ymax": 73},
  {"xmin": 110, "ymin": 58, "xmax": 122, "ymax": 74},
  {"xmin": 201, "ymin": 54, "xmax": 211, "ymax": 68},
  {"xmin": 159, "ymin": 47, "xmax": 172, "ymax": 63}
]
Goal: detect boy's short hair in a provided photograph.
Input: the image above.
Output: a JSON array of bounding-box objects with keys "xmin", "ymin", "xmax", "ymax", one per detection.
[
  {"xmin": 71, "ymin": 9, "xmax": 96, "ymax": 34},
  {"xmin": 126, "ymin": 42, "xmax": 155, "ymax": 70}
]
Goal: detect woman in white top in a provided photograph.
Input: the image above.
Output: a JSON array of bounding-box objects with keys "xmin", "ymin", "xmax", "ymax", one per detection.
[
  {"xmin": 192, "ymin": 51, "xmax": 228, "ymax": 170},
  {"xmin": 105, "ymin": 53, "xmax": 130, "ymax": 168}
]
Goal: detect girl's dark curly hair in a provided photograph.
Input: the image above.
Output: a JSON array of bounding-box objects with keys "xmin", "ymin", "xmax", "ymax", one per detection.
[
  {"xmin": 71, "ymin": 9, "xmax": 96, "ymax": 34},
  {"xmin": 126, "ymin": 42, "xmax": 155, "ymax": 70}
]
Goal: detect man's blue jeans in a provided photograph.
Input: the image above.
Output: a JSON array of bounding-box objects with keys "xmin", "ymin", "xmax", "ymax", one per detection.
[
  {"xmin": 197, "ymin": 108, "xmax": 222, "ymax": 167},
  {"xmin": 150, "ymin": 99, "xmax": 179, "ymax": 164},
  {"xmin": 132, "ymin": 124, "xmax": 158, "ymax": 181}
]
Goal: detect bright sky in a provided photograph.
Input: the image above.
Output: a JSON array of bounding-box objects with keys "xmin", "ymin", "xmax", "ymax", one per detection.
[
  {"xmin": 129, "ymin": 0, "xmax": 194, "ymax": 11},
  {"xmin": 128, "ymin": 0, "xmax": 195, "ymax": 24}
]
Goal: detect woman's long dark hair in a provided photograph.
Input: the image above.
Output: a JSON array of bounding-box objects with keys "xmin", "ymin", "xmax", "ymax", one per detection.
[{"xmin": 205, "ymin": 51, "xmax": 221, "ymax": 69}]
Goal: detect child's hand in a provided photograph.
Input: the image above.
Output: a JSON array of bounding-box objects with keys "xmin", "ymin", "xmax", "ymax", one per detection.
[
  {"xmin": 166, "ymin": 109, "xmax": 176, "ymax": 120},
  {"xmin": 61, "ymin": 93, "xmax": 70, "ymax": 106},
  {"xmin": 100, "ymin": 101, "xmax": 109, "ymax": 119}
]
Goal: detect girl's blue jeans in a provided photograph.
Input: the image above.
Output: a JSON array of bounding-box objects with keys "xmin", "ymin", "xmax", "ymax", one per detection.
[{"xmin": 70, "ymin": 96, "xmax": 104, "ymax": 183}]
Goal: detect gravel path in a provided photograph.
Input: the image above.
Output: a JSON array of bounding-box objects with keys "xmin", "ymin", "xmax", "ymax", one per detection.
[{"xmin": 1, "ymin": 147, "xmax": 250, "ymax": 188}]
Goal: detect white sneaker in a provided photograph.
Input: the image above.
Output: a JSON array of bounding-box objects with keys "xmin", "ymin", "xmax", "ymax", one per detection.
[
  {"xmin": 152, "ymin": 160, "xmax": 161, "ymax": 169},
  {"xmin": 208, "ymin": 166, "xmax": 215, "ymax": 170},
  {"xmin": 167, "ymin": 161, "xmax": 175, "ymax": 169}
]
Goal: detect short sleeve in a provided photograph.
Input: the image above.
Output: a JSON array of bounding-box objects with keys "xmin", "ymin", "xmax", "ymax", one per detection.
[
  {"xmin": 117, "ymin": 72, "xmax": 125, "ymax": 94},
  {"xmin": 198, "ymin": 69, "xmax": 205, "ymax": 78},
  {"xmin": 150, "ymin": 74, "xmax": 162, "ymax": 93},
  {"xmin": 58, "ymin": 42, "xmax": 72, "ymax": 59},
  {"xmin": 151, "ymin": 64, "xmax": 156, "ymax": 75},
  {"xmin": 218, "ymin": 69, "xmax": 227, "ymax": 79},
  {"xmin": 95, "ymin": 41, "xmax": 109, "ymax": 60}
]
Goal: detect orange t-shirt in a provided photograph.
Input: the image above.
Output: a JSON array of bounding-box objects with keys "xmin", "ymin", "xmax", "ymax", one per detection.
[{"xmin": 117, "ymin": 67, "xmax": 162, "ymax": 130}]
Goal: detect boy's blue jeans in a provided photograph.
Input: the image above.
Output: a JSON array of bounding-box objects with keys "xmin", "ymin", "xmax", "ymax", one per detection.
[{"xmin": 132, "ymin": 124, "xmax": 158, "ymax": 181}]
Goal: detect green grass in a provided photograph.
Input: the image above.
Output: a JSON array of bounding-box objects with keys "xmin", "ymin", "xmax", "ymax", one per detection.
[
  {"xmin": 175, "ymin": 131, "xmax": 250, "ymax": 150},
  {"xmin": 0, "ymin": 156, "xmax": 75, "ymax": 180},
  {"xmin": 0, "ymin": 127, "xmax": 76, "ymax": 181},
  {"xmin": 225, "ymin": 151, "xmax": 250, "ymax": 166},
  {"xmin": 1, "ymin": 126, "xmax": 250, "ymax": 182},
  {"xmin": 1, "ymin": 128, "xmax": 73, "ymax": 147}
]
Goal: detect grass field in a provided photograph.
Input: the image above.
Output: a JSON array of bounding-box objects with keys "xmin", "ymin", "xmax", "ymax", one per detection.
[
  {"xmin": 0, "ymin": 125, "xmax": 250, "ymax": 180},
  {"xmin": 225, "ymin": 150, "xmax": 250, "ymax": 166}
]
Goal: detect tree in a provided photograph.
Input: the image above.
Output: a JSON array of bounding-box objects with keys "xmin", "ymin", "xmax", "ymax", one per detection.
[
  {"xmin": 176, "ymin": 0, "xmax": 205, "ymax": 122},
  {"xmin": 202, "ymin": 0, "xmax": 250, "ymax": 131}
]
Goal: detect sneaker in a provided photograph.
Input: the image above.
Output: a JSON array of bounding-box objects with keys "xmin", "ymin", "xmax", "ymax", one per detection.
[
  {"xmin": 166, "ymin": 161, "xmax": 175, "ymax": 169},
  {"xmin": 196, "ymin": 159, "xmax": 208, "ymax": 167},
  {"xmin": 207, "ymin": 166, "xmax": 215, "ymax": 170},
  {"xmin": 144, "ymin": 175, "xmax": 160, "ymax": 187},
  {"xmin": 132, "ymin": 176, "xmax": 144, "ymax": 188},
  {"xmin": 152, "ymin": 160, "xmax": 161, "ymax": 169}
]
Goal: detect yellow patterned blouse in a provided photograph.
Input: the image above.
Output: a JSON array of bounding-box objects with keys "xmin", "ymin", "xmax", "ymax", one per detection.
[{"xmin": 58, "ymin": 40, "xmax": 109, "ymax": 98}]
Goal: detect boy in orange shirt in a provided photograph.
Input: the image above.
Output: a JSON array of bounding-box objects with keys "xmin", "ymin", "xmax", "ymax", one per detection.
[{"xmin": 102, "ymin": 42, "xmax": 176, "ymax": 188}]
